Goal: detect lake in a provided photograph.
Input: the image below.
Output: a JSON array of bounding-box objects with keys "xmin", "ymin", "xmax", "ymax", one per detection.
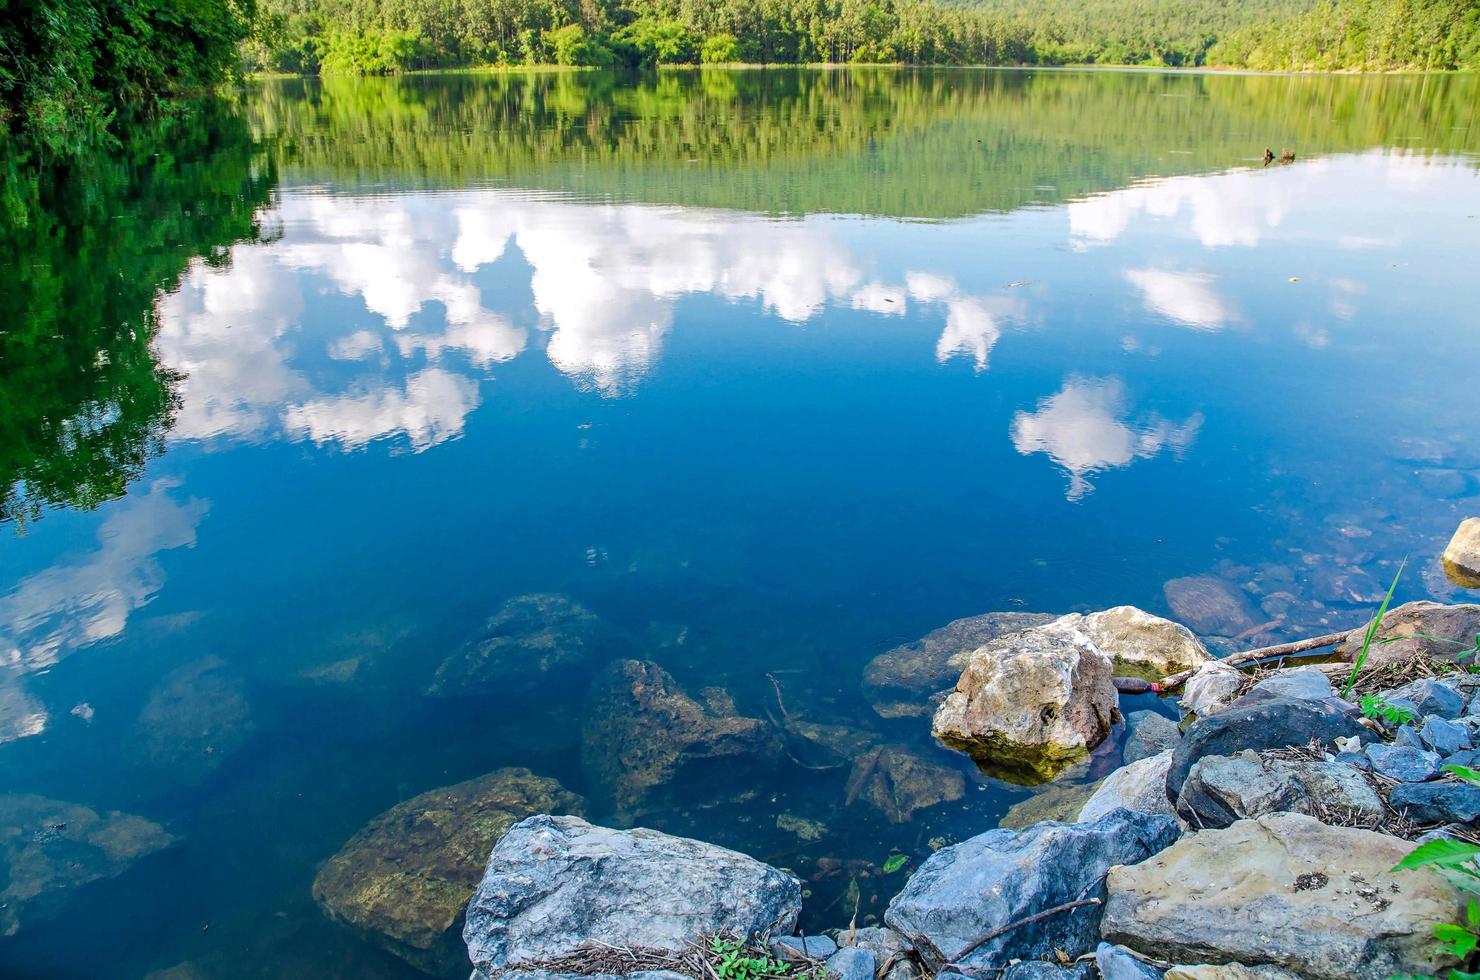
[{"xmin": 1, "ymin": 66, "xmax": 1478, "ymax": 978}]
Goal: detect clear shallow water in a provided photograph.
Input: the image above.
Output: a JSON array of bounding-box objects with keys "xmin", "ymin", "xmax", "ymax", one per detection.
[{"xmin": 2, "ymin": 67, "xmax": 1479, "ymax": 978}]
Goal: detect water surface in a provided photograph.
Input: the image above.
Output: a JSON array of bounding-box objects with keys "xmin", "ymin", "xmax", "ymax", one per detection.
[{"xmin": 2, "ymin": 67, "xmax": 1479, "ymax": 978}]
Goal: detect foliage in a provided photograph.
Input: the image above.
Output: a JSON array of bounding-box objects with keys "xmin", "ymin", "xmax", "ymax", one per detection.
[
  {"xmin": 0, "ymin": 101, "xmax": 276, "ymax": 527},
  {"xmin": 701, "ymin": 32, "xmax": 742, "ymax": 62},
  {"xmin": 1360, "ymin": 694, "xmax": 1418, "ymax": 726},
  {"xmin": 1395, "ymin": 765, "xmax": 1480, "ymax": 978},
  {"xmin": 1207, "ymin": 0, "xmax": 1480, "ymax": 71},
  {"xmin": 708, "ymin": 936, "xmax": 821, "ymax": 980},
  {"xmin": 1342, "ymin": 560, "xmax": 1406, "ymax": 699},
  {"xmin": 881, "ymin": 852, "xmax": 910, "ymax": 873}
]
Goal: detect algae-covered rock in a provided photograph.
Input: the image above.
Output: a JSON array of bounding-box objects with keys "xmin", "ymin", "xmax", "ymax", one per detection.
[
  {"xmin": 312, "ymin": 768, "xmax": 583, "ymax": 975},
  {"xmin": 1045, "ymin": 607, "xmax": 1210, "ymax": 678},
  {"xmin": 863, "ymin": 612, "xmax": 1056, "ymax": 719},
  {"xmin": 0, "ymin": 794, "xmax": 175, "ymax": 937},
  {"xmin": 135, "ymin": 655, "xmax": 254, "ymax": 783},
  {"xmin": 932, "ymin": 627, "xmax": 1118, "ymax": 784},
  {"xmin": 844, "ymin": 744, "xmax": 965, "ymax": 823},
  {"xmin": 581, "ymin": 660, "xmax": 780, "ymax": 820},
  {"xmin": 429, "ymin": 594, "xmax": 605, "ymax": 697}
]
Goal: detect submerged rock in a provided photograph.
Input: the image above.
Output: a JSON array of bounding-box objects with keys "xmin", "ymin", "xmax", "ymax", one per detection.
[
  {"xmin": 0, "ymin": 794, "xmax": 175, "ymax": 937},
  {"xmin": 1045, "ymin": 607, "xmax": 1210, "ymax": 678},
  {"xmin": 581, "ymin": 660, "xmax": 780, "ymax": 820},
  {"xmin": 1102, "ymin": 812, "xmax": 1462, "ymax": 979},
  {"xmin": 932, "ymin": 626, "xmax": 1118, "ymax": 784},
  {"xmin": 844, "ymin": 744, "xmax": 965, "ymax": 824},
  {"xmin": 135, "ymin": 655, "xmax": 254, "ymax": 783},
  {"xmin": 313, "ymin": 768, "xmax": 582, "ymax": 975},
  {"xmin": 1079, "ymin": 750, "xmax": 1176, "ymax": 823},
  {"xmin": 1338, "ymin": 601, "xmax": 1480, "ymax": 666},
  {"xmin": 1443, "ymin": 518, "xmax": 1480, "ymax": 588},
  {"xmin": 1162, "ymin": 577, "xmax": 1259, "ymax": 638},
  {"xmin": 999, "ymin": 774, "xmax": 1103, "ymax": 830},
  {"xmin": 429, "ymin": 594, "xmax": 605, "ymax": 697},
  {"xmin": 884, "ymin": 808, "xmax": 1178, "ymax": 969},
  {"xmin": 1177, "ymin": 662, "xmax": 1244, "ymax": 720},
  {"xmin": 863, "ymin": 612, "xmax": 1056, "ymax": 718},
  {"xmin": 1123, "ymin": 711, "xmax": 1180, "ymax": 765},
  {"xmin": 463, "ymin": 815, "xmax": 800, "ymax": 980}
]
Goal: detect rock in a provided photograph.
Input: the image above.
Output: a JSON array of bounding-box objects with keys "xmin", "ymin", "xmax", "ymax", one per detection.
[
  {"xmin": 1392, "ymin": 722, "xmax": 1425, "ymax": 748},
  {"xmin": 999, "ymin": 776, "xmax": 1104, "ymax": 830},
  {"xmin": 883, "ymin": 808, "xmax": 1179, "ymax": 969},
  {"xmin": 863, "ymin": 612, "xmax": 1056, "ymax": 718},
  {"xmin": 0, "ymin": 794, "xmax": 175, "ymax": 937},
  {"xmin": 1096, "ymin": 943, "xmax": 1163, "ymax": 980},
  {"xmin": 784, "ymin": 720, "xmax": 880, "ymax": 769},
  {"xmin": 1166, "ymin": 697, "xmax": 1366, "ymax": 799},
  {"xmin": 834, "ymin": 926, "xmax": 911, "ymax": 977},
  {"xmin": 463, "ymin": 815, "xmax": 800, "ymax": 980},
  {"xmin": 1380, "ymin": 678, "xmax": 1467, "ymax": 719},
  {"xmin": 135, "ymin": 655, "xmax": 254, "ymax": 783},
  {"xmin": 313, "ymin": 768, "xmax": 582, "ymax": 975},
  {"xmin": 1421, "ymin": 716, "xmax": 1472, "ymax": 755},
  {"xmin": 1445, "ymin": 747, "xmax": 1480, "ymax": 769},
  {"xmin": 1443, "ymin": 518, "xmax": 1480, "ymax": 588},
  {"xmin": 1178, "ymin": 662, "xmax": 1244, "ymax": 720},
  {"xmin": 1163, "ymin": 577, "xmax": 1258, "ymax": 638},
  {"xmin": 1339, "ymin": 602, "xmax": 1480, "ymax": 666},
  {"xmin": 580, "ymin": 660, "xmax": 780, "ymax": 819},
  {"xmin": 1245, "ymin": 667, "xmax": 1333, "ymax": 703},
  {"xmin": 1124, "ymin": 711, "xmax": 1180, "ymax": 765},
  {"xmin": 1000, "ymin": 964, "xmax": 1089, "ymax": 980},
  {"xmin": 845, "ymin": 744, "xmax": 965, "ymax": 823},
  {"xmin": 1042, "ymin": 607, "xmax": 1210, "ymax": 679},
  {"xmin": 776, "ymin": 812, "xmax": 828, "ymax": 842},
  {"xmin": 1365, "ymin": 743, "xmax": 1442, "ymax": 782},
  {"xmin": 1164, "ymin": 966, "xmax": 1302, "ymax": 980},
  {"xmin": 1079, "ymin": 751, "xmax": 1176, "ymax": 823},
  {"xmin": 1175, "ymin": 753, "xmax": 1382, "ymax": 829},
  {"xmin": 773, "ymin": 935, "xmax": 838, "ymax": 959},
  {"xmin": 1388, "ymin": 781, "xmax": 1480, "ymax": 823},
  {"xmin": 826, "ymin": 946, "xmax": 876, "ymax": 980},
  {"xmin": 429, "ymin": 594, "xmax": 604, "ymax": 697},
  {"xmin": 1101, "ymin": 812, "xmax": 1463, "ymax": 979},
  {"xmin": 932, "ymin": 626, "xmax": 1119, "ymax": 784}
]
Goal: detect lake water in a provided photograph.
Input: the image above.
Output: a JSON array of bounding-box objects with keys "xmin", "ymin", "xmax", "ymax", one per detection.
[{"xmin": 2, "ymin": 67, "xmax": 1479, "ymax": 978}]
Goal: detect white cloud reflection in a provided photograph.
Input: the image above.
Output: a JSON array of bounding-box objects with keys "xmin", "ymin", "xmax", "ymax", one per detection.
[
  {"xmin": 1124, "ymin": 268, "xmax": 1230, "ymax": 330},
  {"xmin": 1011, "ymin": 376, "xmax": 1203, "ymax": 500}
]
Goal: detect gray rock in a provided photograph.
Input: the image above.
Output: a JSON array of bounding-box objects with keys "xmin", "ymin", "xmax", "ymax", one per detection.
[
  {"xmin": 1340, "ymin": 602, "xmax": 1480, "ymax": 667},
  {"xmin": 1365, "ymin": 743, "xmax": 1442, "ymax": 782},
  {"xmin": 1102, "ymin": 812, "xmax": 1464, "ymax": 979},
  {"xmin": 834, "ymin": 925, "xmax": 911, "ymax": 972},
  {"xmin": 1334, "ymin": 751, "xmax": 1371, "ymax": 770},
  {"xmin": 1421, "ymin": 716, "xmax": 1472, "ymax": 755},
  {"xmin": 883, "ymin": 809, "xmax": 1179, "ymax": 969},
  {"xmin": 1176, "ymin": 753, "xmax": 1384, "ymax": 830},
  {"xmin": 773, "ymin": 936, "xmax": 838, "ymax": 959},
  {"xmin": 1178, "ymin": 662, "xmax": 1244, "ymax": 719},
  {"xmin": 1392, "ymin": 724, "xmax": 1424, "ymax": 749},
  {"xmin": 1166, "ymin": 697, "xmax": 1367, "ymax": 800},
  {"xmin": 1245, "ymin": 668, "xmax": 1333, "ymax": 703},
  {"xmin": 1041, "ymin": 607, "xmax": 1211, "ymax": 678},
  {"xmin": 845, "ymin": 744, "xmax": 965, "ymax": 823},
  {"xmin": 430, "ymin": 594, "xmax": 605, "ymax": 697},
  {"xmin": 1445, "ymin": 747, "xmax": 1480, "ymax": 769},
  {"xmin": 1389, "ymin": 781, "xmax": 1480, "ymax": 823},
  {"xmin": 999, "ymin": 964, "xmax": 1090, "ymax": 980},
  {"xmin": 1380, "ymin": 678, "xmax": 1466, "ymax": 720},
  {"xmin": 1443, "ymin": 518, "xmax": 1480, "ymax": 589},
  {"xmin": 862, "ymin": 612, "xmax": 1057, "ymax": 718},
  {"xmin": 1124, "ymin": 711, "xmax": 1181, "ymax": 765},
  {"xmin": 463, "ymin": 815, "xmax": 800, "ymax": 980},
  {"xmin": 826, "ymin": 947, "xmax": 876, "ymax": 980},
  {"xmin": 1097, "ymin": 943, "xmax": 1163, "ymax": 980},
  {"xmin": 1079, "ymin": 751, "xmax": 1177, "ymax": 823}
]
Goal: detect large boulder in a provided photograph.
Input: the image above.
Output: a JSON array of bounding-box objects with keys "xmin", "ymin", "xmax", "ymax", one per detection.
[
  {"xmin": 1045, "ymin": 607, "xmax": 1210, "ymax": 678},
  {"xmin": 313, "ymin": 768, "xmax": 582, "ymax": 975},
  {"xmin": 463, "ymin": 815, "xmax": 801, "ymax": 980},
  {"xmin": 932, "ymin": 627, "xmax": 1119, "ymax": 784},
  {"xmin": 1165, "ymin": 697, "xmax": 1367, "ymax": 801},
  {"xmin": 1338, "ymin": 602, "xmax": 1480, "ymax": 666},
  {"xmin": 134, "ymin": 656, "xmax": 254, "ymax": 783},
  {"xmin": 1175, "ymin": 753, "xmax": 1382, "ymax": 829},
  {"xmin": 863, "ymin": 612, "xmax": 1056, "ymax": 719},
  {"xmin": 844, "ymin": 744, "xmax": 965, "ymax": 823},
  {"xmin": 1443, "ymin": 518, "xmax": 1480, "ymax": 588},
  {"xmin": 1079, "ymin": 751, "xmax": 1176, "ymax": 823},
  {"xmin": 884, "ymin": 808, "xmax": 1179, "ymax": 970},
  {"xmin": 581, "ymin": 660, "xmax": 780, "ymax": 820},
  {"xmin": 1162, "ymin": 577, "xmax": 1259, "ymax": 638},
  {"xmin": 429, "ymin": 594, "xmax": 605, "ymax": 697},
  {"xmin": 1102, "ymin": 812, "xmax": 1463, "ymax": 979},
  {"xmin": 0, "ymin": 794, "xmax": 175, "ymax": 937}
]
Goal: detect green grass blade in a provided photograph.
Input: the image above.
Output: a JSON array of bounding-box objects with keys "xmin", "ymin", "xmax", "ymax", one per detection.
[{"xmin": 1342, "ymin": 558, "xmax": 1406, "ymax": 699}]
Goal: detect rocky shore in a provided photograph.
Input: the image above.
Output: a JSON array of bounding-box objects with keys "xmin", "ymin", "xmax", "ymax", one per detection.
[{"xmin": 295, "ymin": 521, "xmax": 1480, "ymax": 980}]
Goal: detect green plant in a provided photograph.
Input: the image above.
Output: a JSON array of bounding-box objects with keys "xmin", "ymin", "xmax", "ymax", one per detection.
[
  {"xmin": 1341, "ymin": 560, "xmax": 1406, "ymax": 699},
  {"xmin": 882, "ymin": 852, "xmax": 910, "ymax": 874},
  {"xmin": 1394, "ymin": 837, "xmax": 1480, "ymax": 977},
  {"xmin": 1360, "ymin": 694, "xmax": 1418, "ymax": 727},
  {"xmin": 708, "ymin": 937, "xmax": 816, "ymax": 980}
]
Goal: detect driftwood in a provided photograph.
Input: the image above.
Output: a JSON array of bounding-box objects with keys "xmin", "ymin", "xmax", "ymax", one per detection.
[
  {"xmin": 1148, "ymin": 628, "xmax": 1356, "ymax": 693},
  {"xmin": 942, "ymin": 897, "xmax": 1102, "ymax": 969}
]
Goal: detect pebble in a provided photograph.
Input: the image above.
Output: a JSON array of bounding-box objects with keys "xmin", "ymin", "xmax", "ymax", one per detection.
[
  {"xmin": 1365, "ymin": 743, "xmax": 1442, "ymax": 782},
  {"xmin": 825, "ymin": 946, "xmax": 875, "ymax": 980},
  {"xmin": 1389, "ymin": 781, "xmax": 1480, "ymax": 824},
  {"xmin": 1420, "ymin": 716, "xmax": 1473, "ymax": 756}
]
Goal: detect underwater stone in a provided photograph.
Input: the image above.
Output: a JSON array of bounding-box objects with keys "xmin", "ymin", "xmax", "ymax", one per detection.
[
  {"xmin": 1162, "ymin": 577, "xmax": 1259, "ymax": 638},
  {"xmin": 844, "ymin": 743, "xmax": 965, "ymax": 824},
  {"xmin": 134, "ymin": 655, "xmax": 255, "ymax": 784},
  {"xmin": 429, "ymin": 594, "xmax": 605, "ymax": 697}
]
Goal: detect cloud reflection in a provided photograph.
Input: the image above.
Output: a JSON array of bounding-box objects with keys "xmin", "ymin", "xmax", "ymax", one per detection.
[
  {"xmin": 1011, "ymin": 376, "xmax": 1203, "ymax": 500},
  {"xmin": 1124, "ymin": 268, "xmax": 1230, "ymax": 330}
]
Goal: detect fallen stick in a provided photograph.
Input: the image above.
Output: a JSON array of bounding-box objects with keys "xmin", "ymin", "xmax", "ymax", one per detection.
[
  {"xmin": 945, "ymin": 898, "xmax": 1102, "ymax": 966},
  {"xmin": 1151, "ymin": 628, "xmax": 1355, "ymax": 693}
]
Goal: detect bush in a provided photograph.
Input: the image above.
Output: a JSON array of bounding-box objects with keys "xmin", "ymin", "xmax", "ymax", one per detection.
[
  {"xmin": 543, "ymin": 24, "xmax": 615, "ymax": 67},
  {"xmin": 700, "ymin": 33, "xmax": 742, "ymax": 64}
]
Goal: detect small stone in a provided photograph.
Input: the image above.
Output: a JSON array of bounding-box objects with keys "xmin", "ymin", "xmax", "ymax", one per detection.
[
  {"xmin": 1245, "ymin": 668, "xmax": 1333, "ymax": 703},
  {"xmin": 1365, "ymin": 743, "xmax": 1442, "ymax": 782},
  {"xmin": 1443, "ymin": 518, "xmax": 1480, "ymax": 588},
  {"xmin": 1124, "ymin": 711, "xmax": 1181, "ymax": 765},
  {"xmin": 1096, "ymin": 943, "xmax": 1163, "ymax": 980},
  {"xmin": 1420, "ymin": 716, "xmax": 1473, "ymax": 755},
  {"xmin": 1000, "ymin": 963, "xmax": 1091, "ymax": 979},
  {"xmin": 773, "ymin": 936, "xmax": 838, "ymax": 959},
  {"xmin": 1388, "ymin": 781, "xmax": 1480, "ymax": 823},
  {"xmin": 1379, "ymin": 678, "xmax": 1466, "ymax": 720},
  {"xmin": 1393, "ymin": 724, "xmax": 1424, "ymax": 749},
  {"xmin": 825, "ymin": 946, "xmax": 876, "ymax": 980},
  {"xmin": 1444, "ymin": 747, "xmax": 1480, "ymax": 770},
  {"xmin": 1334, "ymin": 751, "xmax": 1371, "ymax": 770},
  {"xmin": 1179, "ymin": 662, "xmax": 1245, "ymax": 720}
]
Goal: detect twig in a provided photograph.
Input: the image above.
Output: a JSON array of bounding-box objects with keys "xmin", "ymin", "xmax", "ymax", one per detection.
[
  {"xmin": 1155, "ymin": 629, "xmax": 1355, "ymax": 692},
  {"xmin": 946, "ymin": 898, "xmax": 1102, "ymax": 964}
]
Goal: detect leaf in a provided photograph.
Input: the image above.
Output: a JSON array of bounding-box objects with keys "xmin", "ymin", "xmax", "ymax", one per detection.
[
  {"xmin": 882, "ymin": 853, "xmax": 909, "ymax": 874},
  {"xmin": 1394, "ymin": 838, "xmax": 1480, "ymax": 872},
  {"xmin": 1343, "ymin": 559, "xmax": 1406, "ymax": 699},
  {"xmin": 1446, "ymin": 764, "xmax": 1480, "ymax": 786}
]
